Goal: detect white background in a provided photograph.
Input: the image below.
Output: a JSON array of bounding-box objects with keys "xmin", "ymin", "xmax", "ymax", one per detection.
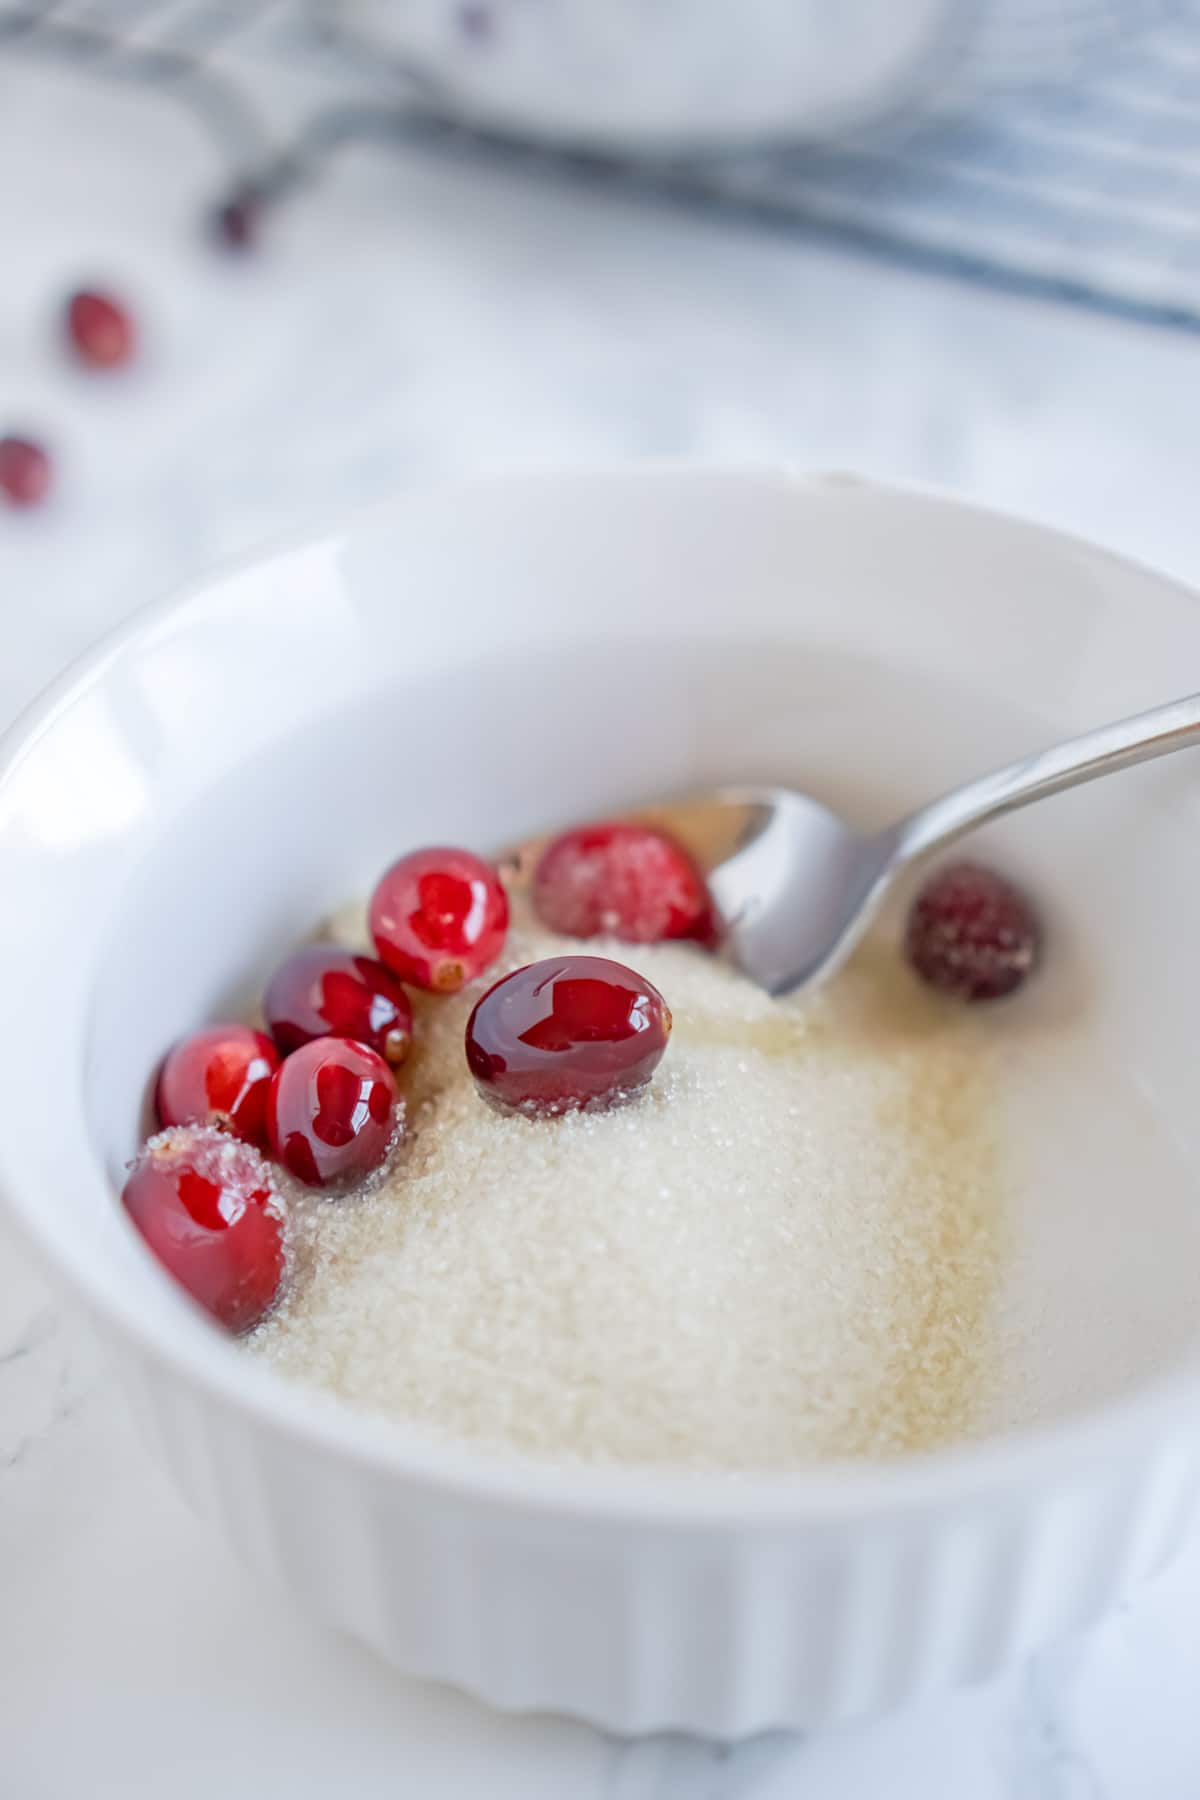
[{"xmin": 4, "ymin": 59, "xmax": 1200, "ymax": 1797}]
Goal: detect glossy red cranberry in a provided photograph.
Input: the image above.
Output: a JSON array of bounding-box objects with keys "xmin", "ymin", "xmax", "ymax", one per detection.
[
  {"xmin": 532, "ymin": 822, "xmax": 715, "ymax": 945},
  {"xmin": 66, "ymin": 289, "xmax": 136, "ymax": 368},
  {"xmin": 267, "ymin": 1037, "xmax": 398, "ymax": 1187},
  {"xmin": 905, "ymin": 862, "xmax": 1040, "ymax": 1001},
  {"xmin": 156, "ymin": 1023, "xmax": 279, "ymax": 1147},
  {"xmin": 466, "ymin": 954, "xmax": 672, "ymax": 1117},
  {"xmin": 370, "ymin": 846, "xmax": 509, "ymax": 993},
  {"xmin": 122, "ymin": 1125, "xmax": 285, "ymax": 1333},
  {"xmin": 265, "ymin": 946, "xmax": 413, "ymax": 1066},
  {"xmin": 0, "ymin": 435, "xmax": 52, "ymax": 508}
]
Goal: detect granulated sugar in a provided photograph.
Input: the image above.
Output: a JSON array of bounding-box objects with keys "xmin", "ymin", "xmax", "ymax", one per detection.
[{"xmin": 250, "ymin": 902, "xmax": 1005, "ymax": 1469}]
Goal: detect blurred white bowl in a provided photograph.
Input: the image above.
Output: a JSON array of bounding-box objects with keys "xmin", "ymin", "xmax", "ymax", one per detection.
[
  {"xmin": 330, "ymin": 0, "xmax": 1139, "ymax": 151},
  {"xmin": 4, "ymin": 469, "xmax": 1200, "ymax": 1735}
]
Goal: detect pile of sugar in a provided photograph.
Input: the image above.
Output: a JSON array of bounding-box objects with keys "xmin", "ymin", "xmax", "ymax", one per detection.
[{"xmin": 250, "ymin": 902, "xmax": 1005, "ymax": 1470}]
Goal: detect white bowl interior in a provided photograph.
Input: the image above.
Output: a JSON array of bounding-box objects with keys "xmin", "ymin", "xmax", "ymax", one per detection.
[{"xmin": 6, "ymin": 470, "xmax": 1200, "ymax": 1470}]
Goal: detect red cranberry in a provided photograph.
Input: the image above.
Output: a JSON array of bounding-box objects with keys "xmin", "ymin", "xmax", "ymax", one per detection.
[
  {"xmin": 0, "ymin": 436, "xmax": 52, "ymax": 508},
  {"xmin": 370, "ymin": 846, "xmax": 509, "ymax": 993},
  {"xmin": 122, "ymin": 1125, "xmax": 285, "ymax": 1333},
  {"xmin": 267, "ymin": 1036, "xmax": 398, "ymax": 1187},
  {"xmin": 466, "ymin": 954, "xmax": 672, "ymax": 1117},
  {"xmin": 458, "ymin": 1, "xmax": 494, "ymax": 38},
  {"xmin": 156, "ymin": 1023, "xmax": 280, "ymax": 1147},
  {"xmin": 905, "ymin": 862, "xmax": 1040, "ymax": 1002},
  {"xmin": 532, "ymin": 822, "xmax": 714, "ymax": 945},
  {"xmin": 213, "ymin": 187, "xmax": 261, "ymax": 251},
  {"xmin": 66, "ymin": 289, "xmax": 136, "ymax": 369},
  {"xmin": 265, "ymin": 946, "xmax": 414, "ymax": 1066}
]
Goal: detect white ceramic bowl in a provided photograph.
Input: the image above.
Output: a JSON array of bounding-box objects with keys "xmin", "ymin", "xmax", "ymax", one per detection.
[
  {"xmin": 331, "ymin": 0, "xmax": 1148, "ymax": 152},
  {"xmin": 5, "ymin": 469, "xmax": 1200, "ymax": 1738},
  {"xmin": 338, "ymin": 0, "xmax": 960, "ymax": 150}
]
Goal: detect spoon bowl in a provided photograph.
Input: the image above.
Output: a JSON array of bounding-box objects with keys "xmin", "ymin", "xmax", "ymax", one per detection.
[
  {"xmin": 693, "ymin": 788, "xmax": 898, "ymax": 995},
  {"xmin": 547, "ymin": 688, "xmax": 1200, "ymax": 996},
  {"xmin": 617, "ymin": 788, "xmax": 897, "ymax": 995}
]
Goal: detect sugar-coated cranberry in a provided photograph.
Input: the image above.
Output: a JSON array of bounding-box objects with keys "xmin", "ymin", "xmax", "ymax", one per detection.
[
  {"xmin": 66, "ymin": 289, "xmax": 136, "ymax": 368},
  {"xmin": 156, "ymin": 1023, "xmax": 280, "ymax": 1147},
  {"xmin": 466, "ymin": 954, "xmax": 672, "ymax": 1117},
  {"xmin": 265, "ymin": 946, "xmax": 413, "ymax": 1066},
  {"xmin": 267, "ymin": 1036, "xmax": 398, "ymax": 1187},
  {"xmin": 370, "ymin": 846, "xmax": 508, "ymax": 993},
  {"xmin": 905, "ymin": 861, "xmax": 1040, "ymax": 1001},
  {"xmin": 121, "ymin": 1125, "xmax": 285, "ymax": 1333},
  {"xmin": 531, "ymin": 821, "xmax": 715, "ymax": 945},
  {"xmin": 0, "ymin": 436, "xmax": 52, "ymax": 508}
]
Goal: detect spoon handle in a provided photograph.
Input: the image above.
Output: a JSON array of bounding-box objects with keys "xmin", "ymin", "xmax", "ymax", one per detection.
[{"xmin": 894, "ymin": 691, "xmax": 1200, "ymax": 865}]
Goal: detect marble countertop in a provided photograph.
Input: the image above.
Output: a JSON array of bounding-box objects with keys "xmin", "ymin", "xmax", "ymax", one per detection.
[{"xmin": 5, "ymin": 58, "xmax": 1200, "ymax": 1799}]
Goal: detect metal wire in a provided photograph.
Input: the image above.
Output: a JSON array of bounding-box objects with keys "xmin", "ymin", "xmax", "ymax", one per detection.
[{"xmin": 0, "ymin": 0, "xmax": 275, "ymax": 160}]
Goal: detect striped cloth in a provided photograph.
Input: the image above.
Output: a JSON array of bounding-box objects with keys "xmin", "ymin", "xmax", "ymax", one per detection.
[{"xmin": 665, "ymin": 0, "xmax": 1200, "ymax": 330}]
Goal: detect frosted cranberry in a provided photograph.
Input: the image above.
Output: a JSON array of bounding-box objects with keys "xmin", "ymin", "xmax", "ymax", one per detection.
[
  {"xmin": 265, "ymin": 946, "xmax": 413, "ymax": 1066},
  {"xmin": 122, "ymin": 1126, "xmax": 285, "ymax": 1332},
  {"xmin": 66, "ymin": 289, "xmax": 136, "ymax": 368},
  {"xmin": 267, "ymin": 1037, "xmax": 398, "ymax": 1187},
  {"xmin": 156, "ymin": 1023, "xmax": 279, "ymax": 1147},
  {"xmin": 532, "ymin": 821, "xmax": 714, "ymax": 945},
  {"xmin": 0, "ymin": 436, "xmax": 52, "ymax": 508},
  {"xmin": 466, "ymin": 954, "xmax": 672, "ymax": 1117},
  {"xmin": 370, "ymin": 846, "xmax": 508, "ymax": 993},
  {"xmin": 906, "ymin": 862, "xmax": 1040, "ymax": 1001}
]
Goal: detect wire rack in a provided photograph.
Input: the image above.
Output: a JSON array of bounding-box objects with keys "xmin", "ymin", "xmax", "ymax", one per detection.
[{"xmin": 4, "ymin": 0, "xmax": 1200, "ymax": 333}]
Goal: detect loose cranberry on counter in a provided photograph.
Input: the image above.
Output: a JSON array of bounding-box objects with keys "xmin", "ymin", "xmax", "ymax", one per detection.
[
  {"xmin": 212, "ymin": 186, "xmax": 261, "ymax": 251},
  {"xmin": 156, "ymin": 1023, "xmax": 280, "ymax": 1148},
  {"xmin": 122, "ymin": 1126, "xmax": 285, "ymax": 1333},
  {"xmin": 0, "ymin": 435, "xmax": 52, "ymax": 508},
  {"xmin": 265, "ymin": 946, "xmax": 413, "ymax": 1066},
  {"xmin": 267, "ymin": 1036, "xmax": 399, "ymax": 1188},
  {"xmin": 457, "ymin": 2, "xmax": 494, "ymax": 39},
  {"xmin": 531, "ymin": 821, "xmax": 715, "ymax": 945},
  {"xmin": 370, "ymin": 846, "xmax": 509, "ymax": 993},
  {"xmin": 466, "ymin": 954, "xmax": 672, "ymax": 1117},
  {"xmin": 66, "ymin": 289, "xmax": 136, "ymax": 369},
  {"xmin": 905, "ymin": 862, "xmax": 1040, "ymax": 1002}
]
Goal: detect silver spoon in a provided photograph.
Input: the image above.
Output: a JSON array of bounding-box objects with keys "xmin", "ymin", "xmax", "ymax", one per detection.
[{"xmin": 512, "ymin": 692, "xmax": 1200, "ymax": 997}]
